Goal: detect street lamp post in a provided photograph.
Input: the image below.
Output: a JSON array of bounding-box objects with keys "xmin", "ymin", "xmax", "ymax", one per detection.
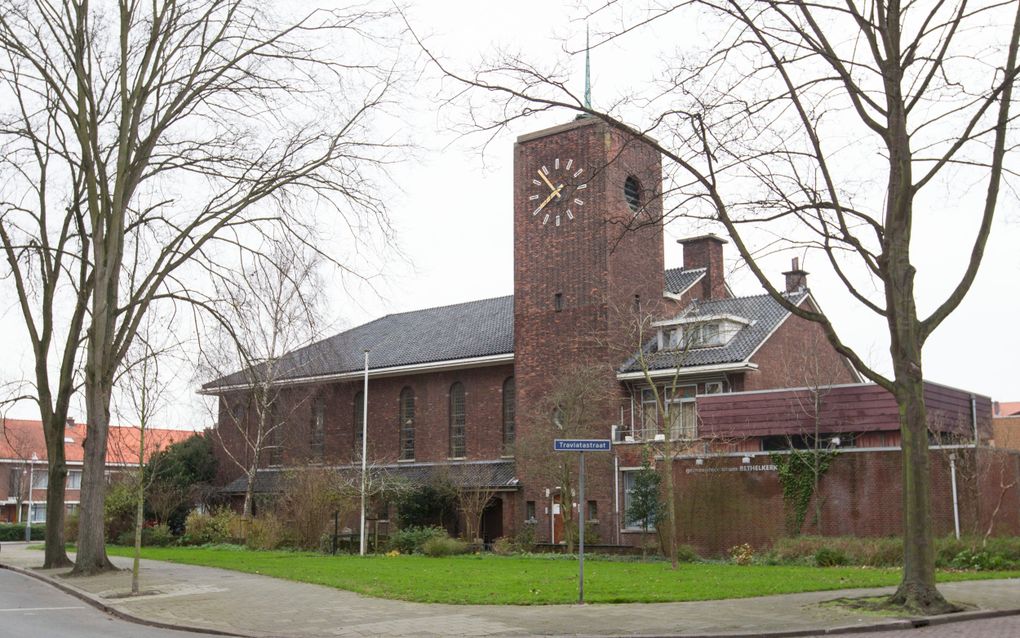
[
  {"xmin": 25, "ymin": 452, "xmax": 38, "ymax": 542},
  {"xmin": 359, "ymin": 349, "xmax": 369, "ymax": 556}
]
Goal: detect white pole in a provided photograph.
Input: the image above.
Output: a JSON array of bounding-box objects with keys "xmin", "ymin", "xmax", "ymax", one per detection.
[
  {"xmin": 25, "ymin": 453, "xmax": 37, "ymax": 541},
  {"xmin": 949, "ymin": 453, "xmax": 961, "ymax": 540},
  {"xmin": 359, "ymin": 349, "xmax": 369, "ymax": 556}
]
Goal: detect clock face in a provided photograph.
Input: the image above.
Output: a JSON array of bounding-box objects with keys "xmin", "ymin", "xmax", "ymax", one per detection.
[{"xmin": 527, "ymin": 157, "xmax": 589, "ymax": 227}]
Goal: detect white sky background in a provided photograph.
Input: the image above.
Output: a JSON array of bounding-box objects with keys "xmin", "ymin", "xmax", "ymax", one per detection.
[{"xmin": 1, "ymin": 0, "xmax": 1018, "ymax": 428}]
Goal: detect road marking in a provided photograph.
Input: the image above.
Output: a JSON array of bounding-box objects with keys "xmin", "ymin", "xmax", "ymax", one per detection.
[{"xmin": 0, "ymin": 606, "xmax": 85, "ymax": 612}]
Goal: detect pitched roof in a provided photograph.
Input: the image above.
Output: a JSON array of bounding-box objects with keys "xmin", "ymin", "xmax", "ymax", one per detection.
[
  {"xmin": 995, "ymin": 402, "xmax": 1020, "ymax": 417},
  {"xmin": 205, "ymin": 295, "xmax": 515, "ymax": 390},
  {"xmin": 620, "ymin": 290, "xmax": 810, "ymax": 372},
  {"xmin": 0, "ymin": 418, "xmax": 198, "ymax": 465},
  {"xmin": 220, "ymin": 460, "xmax": 518, "ymax": 494},
  {"xmin": 665, "ymin": 267, "xmax": 706, "ymax": 295}
]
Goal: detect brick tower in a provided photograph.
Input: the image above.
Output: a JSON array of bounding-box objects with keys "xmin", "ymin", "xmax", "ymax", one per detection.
[{"xmin": 512, "ymin": 117, "xmax": 665, "ymax": 542}]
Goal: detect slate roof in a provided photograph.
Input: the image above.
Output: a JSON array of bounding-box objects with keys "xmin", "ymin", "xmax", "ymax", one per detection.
[
  {"xmin": 665, "ymin": 267, "xmax": 705, "ymax": 295},
  {"xmin": 205, "ymin": 295, "xmax": 515, "ymax": 390},
  {"xmin": 220, "ymin": 460, "xmax": 518, "ymax": 494},
  {"xmin": 620, "ymin": 290, "xmax": 810, "ymax": 371}
]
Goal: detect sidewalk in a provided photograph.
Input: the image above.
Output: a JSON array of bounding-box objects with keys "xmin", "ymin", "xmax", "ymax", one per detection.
[{"xmin": 2, "ymin": 542, "xmax": 1018, "ymax": 637}]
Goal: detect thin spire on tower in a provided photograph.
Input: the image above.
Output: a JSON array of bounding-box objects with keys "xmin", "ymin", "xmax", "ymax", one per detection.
[{"xmin": 584, "ymin": 24, "xmax": 592, "ymax": 110}]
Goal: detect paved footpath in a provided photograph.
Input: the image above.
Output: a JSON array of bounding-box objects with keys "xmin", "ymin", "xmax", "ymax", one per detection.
[{"xmin": 2, "ymin": 542, "xmax": 1019, "ymax": 637}]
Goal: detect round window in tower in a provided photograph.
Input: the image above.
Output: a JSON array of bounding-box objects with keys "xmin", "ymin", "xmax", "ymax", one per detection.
[{"xmin": 624, "ymin": 175, "xmax": 642, "ymax": 212}]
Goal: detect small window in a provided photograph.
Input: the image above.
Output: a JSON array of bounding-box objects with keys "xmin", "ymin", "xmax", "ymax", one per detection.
[
  {"xmin": 30, "ymin": 503, "xmax": 46, "ymax": 523},
  {"xmin": 449, "ymin": 382, "xmax": 466, "ymax": 458},
  {"xmin": 526, "ymin": 500, "xmax": 536, "ymax": 521},
  {"xmin": 624, "ymin": 175, "xmax": 642, "ymax": 211},
  {"xmin": 704, "ymin": 381, "xmax": 724, "ymax": 395},
  {"xmin": 66, "ymin": 470, "xmax": 82, "ymax": 490},
  {"xmin": 587, "ymin": 500, "xmax": 598, "ymax": 522},
  {"xmin": 399, "ymin": 387, "xmax": 415, "ymax": 461},
  {"xmin": 554, "ymin": 292, "xmax": 564, "ymax": 312},
  {"xmin": 633, "ymin": 294, "xmax": 641, "ymax": 314}
]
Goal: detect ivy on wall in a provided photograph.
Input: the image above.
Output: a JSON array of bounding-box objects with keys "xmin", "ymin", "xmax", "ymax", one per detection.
[{"xmin": 771, "ymin": 450, "xmax": 838, "ymax": 535}]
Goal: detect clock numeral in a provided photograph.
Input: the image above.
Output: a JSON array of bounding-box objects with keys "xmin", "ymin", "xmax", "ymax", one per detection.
[
  {"xmin": 565, "ymin": 158, "xmax": 573, "ymax": 170},
  {"xmin": 554, "ymin": 158, "xmax": 560, "ymax": 169},
  {"xmin": 573, "ymin": 168, "xmax": 584, "ymax": 178},
  {"xmin": 528, "ymin": 194, "xmax": 539, "ymax": 201},
  {"xmin": 574, "ymin": 198, "xmax": 584, "ymax": 206},
  {"xmin": 566, "ymin": 209, "xmax": 573, "ymax": 220},
  {"xmin": 541, "ymin": 165, "xmax": 549, "ymax": 175},
  {"xmin": 533, "ymin": 207, "xmax": 542, "ymax": 216},
  {"xmin": 555, "ymin": 215, "xmax": 561, "ymax": 226},
  {"xmin": 576, "ymin": 183, "xmax": 587, "ymax": 190},
  {"xmin": 542, "ymin": 213, "xmax": 550, "ymax": 225},
  {"xmin": 532, "ymin": 179, "xmax": 542, "ymax": 186}
]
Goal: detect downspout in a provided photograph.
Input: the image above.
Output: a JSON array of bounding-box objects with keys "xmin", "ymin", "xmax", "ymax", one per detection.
[
  {"xmin": 971, "ymin": 394, "xmax": 979, "ymax": 448},
  {"xmin": 949, "ymin": 453, "xmax": 961, "ymax": 540},
  {"xmin": 613, "ymin": 454, "xmax": 620, "ymax": 546}
]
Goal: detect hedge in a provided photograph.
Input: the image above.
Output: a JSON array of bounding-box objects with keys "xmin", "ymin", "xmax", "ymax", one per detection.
[{"xmin": 0, "ymin": 523, "xmax": 46, "ymax": 541}]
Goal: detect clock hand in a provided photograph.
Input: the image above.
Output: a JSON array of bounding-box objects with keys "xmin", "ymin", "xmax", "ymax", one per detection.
[
  {"xmin": 533, "ymin": 185, "xmax": 564, "ymax": 214},
  {"xmin": 538, "ymin": 170, "xmax": 562, "ymax": 198}
]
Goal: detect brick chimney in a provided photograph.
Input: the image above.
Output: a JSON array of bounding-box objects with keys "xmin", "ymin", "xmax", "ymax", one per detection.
[
  {"xmin": 783, "ymin": 257, "xmax": 809, "ymax": 294},
  {"xmin": 678, "ymin": 234, "xmax": 728, "ymax": 299}
]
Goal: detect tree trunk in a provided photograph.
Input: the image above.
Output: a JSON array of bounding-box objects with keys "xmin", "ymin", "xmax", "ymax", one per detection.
[
  {"xmin": 131, "ymin": 475, "xmax": 143, "ymax": 595},
  {"xmin": 71, "ymin": 383, "xmax": 116, "ymax": 575},
  {"xmin": 662, "ymin": 443, "xmax": 678, "ymax": 569},
  {"xmin": 41, "ymin": 414, "xmax": 72, "ymax": 568},
  {"xmin": 242, "ymin": 470, "xmax": 256, "ymax": 519},
  {"xmin": 887, "ymin": 373, "xmax": 956, "ymax": 613}
]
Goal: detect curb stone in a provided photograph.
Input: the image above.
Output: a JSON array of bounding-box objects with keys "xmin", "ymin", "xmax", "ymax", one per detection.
[
  {"xmin": 0, "ymin": 561, "xmax": 249, "ymax": 637},
  {"xmin": 3, "ymin": 554, "xmax": 1020, "ymax": 638}
]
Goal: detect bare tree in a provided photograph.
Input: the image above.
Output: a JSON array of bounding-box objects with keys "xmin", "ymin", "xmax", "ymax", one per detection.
[
  {"xmin": 457, "ymin": 485, "xmax": 502, "ymax": 544},
  {"xmin": 202, "ymin": 241, "xmax": 324, "ymax": 521},
  {"xmin": 114, "ymin": 319, "xmax": 176, "ymax": 596},
  {"xmin": 0, "ymin": 0, "xmax": 401, "ymax": 574},
  {"xmin": 417, "ymin": 0, "xmax": 1019, "ymax": 613}
]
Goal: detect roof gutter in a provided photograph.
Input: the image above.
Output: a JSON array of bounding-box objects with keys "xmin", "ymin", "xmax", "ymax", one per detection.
[
  {"xmin": 200, "ymin": 352, "xmax": 515, "ymax": 394},
  {"xmin": 615, "ymin": 361, "xmax": 758, "ymax": 382}
]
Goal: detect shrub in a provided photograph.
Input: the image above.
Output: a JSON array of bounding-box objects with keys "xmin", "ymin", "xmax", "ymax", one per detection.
[
  {"xmin": 772, "ymin": 536, "xmax": 902, "ymax": 567},
  {"xmin": 675, "ymin": 544, "xmax": 701, "ymax": 563},
  {"xmin": 181, "ymin": 508, "xmax": 237, "ymax": 545},
  {"xmin": 514, "ymin": 520, "xmax": 537, "ymax": 552},
  {"xmin": 421, "ymin": 534, "xmax": 469, "ymax": 557},
  {"xmin": 144, "ymin": 524, "xmax": 175, "ymax": 547},
  {"xmin": 0, "ymin": 523, "xmax": 45, "ymax": 541},
  {"xmin": 388, "ymin": 525, "xmax": 447, "ymax": 554},
  {"xmin": 815, "ymin": 547, "xmax": 849, "ymax": 567},
  {"xmin": 246, "ymin": 513, "xmax": 285, "ymax": 551},
  {"xmin": 491, "ymin": 536, "xmax": 515, "ymax": 555},
  {"xmin": 104, "ymin": 479, "xmax": 138, "ymax": 542},
  {"xmin": 729, "ymin": 543, "xmax": 754, "ymax": 565},
  {"xmin": 394, "ymin": 479, "xmax": 458, "ymax": 529},
  {"xmin": 64, "ymin": 511, "xmax": 79, "ymax": 543},
  {"xmin": 277, "ymin": 469, "xmax": 356, "ymax": 551}
]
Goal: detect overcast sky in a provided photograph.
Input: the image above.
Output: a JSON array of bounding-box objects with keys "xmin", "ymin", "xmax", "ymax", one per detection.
[{"xmin": 2, "ymin": 0, "xmax": 1017, "ymax": 428}]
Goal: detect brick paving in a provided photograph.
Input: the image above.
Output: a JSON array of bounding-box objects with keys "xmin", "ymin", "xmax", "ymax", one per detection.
[{"xmin": 2, "ymin": 542, "xmax": 1018, "ymax": 637}]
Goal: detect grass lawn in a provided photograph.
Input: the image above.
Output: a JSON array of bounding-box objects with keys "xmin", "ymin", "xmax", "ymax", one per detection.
[{"xmin": 105, "ymin": 545, "xmax": 1020, "ymax": 605}]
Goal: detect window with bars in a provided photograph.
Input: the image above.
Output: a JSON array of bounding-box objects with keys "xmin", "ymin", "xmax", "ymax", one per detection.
[
  {"xmin": 399, "ymin": 387, "xmax": 415, "ymax": 461},
  {"xmin": 449, "ymin": 382, "xmax": 466, "ymax": 458},
  {"xmin": 502, "ymin": 377, "xmax": 515, "ymax": 456},
  {"xmin": 353, "ymin": 391, "xmax": 364, "ymax": 458},
  {"xmin": 310, "ymin": 397, "xmax": 325, "ymax": 461}
]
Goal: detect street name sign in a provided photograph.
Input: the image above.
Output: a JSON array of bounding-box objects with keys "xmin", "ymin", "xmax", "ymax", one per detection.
[{"xmin": 553, "ymin": 439, "xmax": 612, "ymax": 452}]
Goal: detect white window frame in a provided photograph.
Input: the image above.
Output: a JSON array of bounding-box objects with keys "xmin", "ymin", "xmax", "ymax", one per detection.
[
  {"xmin": 621, "ymin": 470, "xmax": 656, "ymax": 531},
  {"xmin": 30, "ymin": 502, "xmax": 46, "ymax": 523},
  {"xmin": 66, "ymin": 470, "xmax": 82, "ymax": 489},
  {"xmin": 31, "ymin": 471, "xmax": 48, "ymax": 489},
  {"xmin": 704, "ymin": 381, "xmax": 724, "ymax": 395}
]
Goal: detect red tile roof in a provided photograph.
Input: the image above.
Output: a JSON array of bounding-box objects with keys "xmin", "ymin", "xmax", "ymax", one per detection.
[
  {"xmin": 0, "ymin": 418, "xmax": 198, "ymax": 465},
  {"xmin": 995, "ymin": 402, "xmax": 1020, "ymax": 417}
]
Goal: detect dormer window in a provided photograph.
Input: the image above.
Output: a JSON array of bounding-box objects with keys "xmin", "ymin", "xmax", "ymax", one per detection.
[{"xmin": 654, "ymin": 313, "xmax": 749, "ymax": 351}]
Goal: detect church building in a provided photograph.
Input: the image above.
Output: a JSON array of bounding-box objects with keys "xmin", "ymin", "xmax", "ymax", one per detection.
[{"xmin": 207, "ymin": 117, "xmax": 1006, "ymax": 552}]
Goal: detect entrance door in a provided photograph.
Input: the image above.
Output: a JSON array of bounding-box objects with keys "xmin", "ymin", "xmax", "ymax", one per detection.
[
  {"xmin": 551, "ymin": 495, "xmax": 564, "ymax": 544},
  {"xmin": 480, "ymin": 497, "xmax": 503, "ymax": 544}
]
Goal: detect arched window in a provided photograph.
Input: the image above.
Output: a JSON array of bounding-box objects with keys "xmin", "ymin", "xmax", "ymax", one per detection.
[
  {"xmin": 502, "ymin": 377, "xmax": 515, "ymax": 456},
  {"xmin": 310, "ymin": 396, "xmax": 325, "ymax": 462},
  {"xmin": 353, "ymin": 391, "xmax": 364, "ymax": 458},
  {"xmin": 449, "ymin": 382, "xmax": 466, "ymax": 458},
  {"xmin": 399, "ymin": 387, "xmax": 415, "ymax": 461}
]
